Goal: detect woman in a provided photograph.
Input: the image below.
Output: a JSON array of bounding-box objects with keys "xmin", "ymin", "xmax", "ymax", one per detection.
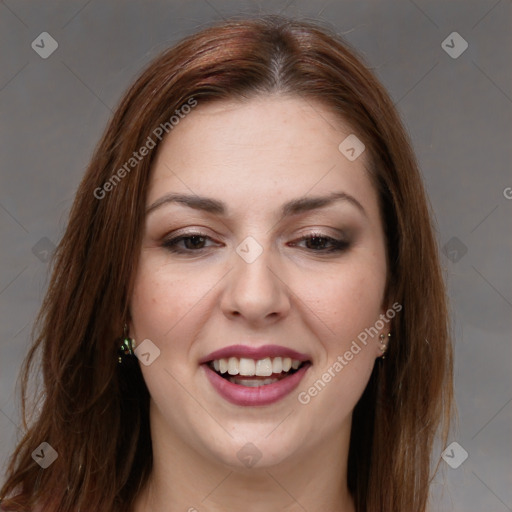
[{"xmin": 0, "ymin": 15, "xmax": 453, "ymax": 512}]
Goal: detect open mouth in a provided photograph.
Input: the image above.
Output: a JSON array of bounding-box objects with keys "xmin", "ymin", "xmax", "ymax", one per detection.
[{"xmin": 207, "ymin": 356, "xmax": 309, "ymax": 387}]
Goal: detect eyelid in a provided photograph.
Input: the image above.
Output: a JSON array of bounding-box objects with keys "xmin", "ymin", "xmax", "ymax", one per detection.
[
  {"xmin": 163, "ymin": 226, "xmax": 346, "ymax": 242},
  {"xmin": 165, "ymin": 227, "xmax": 216, "ymax": 238}
]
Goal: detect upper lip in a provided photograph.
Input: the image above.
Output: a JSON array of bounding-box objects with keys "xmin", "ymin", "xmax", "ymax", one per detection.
[{"xmin": 199, "ymin": 344, "xmax": 311, "ymax": 364}]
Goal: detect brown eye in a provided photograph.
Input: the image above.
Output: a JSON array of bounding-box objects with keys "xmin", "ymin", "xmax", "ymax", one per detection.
[
  {"xmin": 162, "ymin": 233, "xmax": 219, "ymax": 253},
  {"xmin": 290, "ymin": 234, "xmax": 350, "ymax": 253}
]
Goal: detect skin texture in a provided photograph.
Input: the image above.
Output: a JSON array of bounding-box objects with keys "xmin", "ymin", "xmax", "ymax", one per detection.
[{"xmin": 130, "ymin": 95, "xmax": 389, "ymax": 512}]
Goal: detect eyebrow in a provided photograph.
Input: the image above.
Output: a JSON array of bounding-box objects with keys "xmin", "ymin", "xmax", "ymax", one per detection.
[{"xmin": 146, "ymin": 191, "xmax": 367, "ymax": 219}]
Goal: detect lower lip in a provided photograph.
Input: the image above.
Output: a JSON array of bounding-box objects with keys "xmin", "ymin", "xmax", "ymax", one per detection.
[{"xmin": 202, "ymin": 363, "xmax": 311, "ymax": 406}]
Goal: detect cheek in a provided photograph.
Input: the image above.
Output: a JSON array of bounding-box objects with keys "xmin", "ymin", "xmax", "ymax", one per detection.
[
  {"xmin": 294, "ymin": 257, "xmax": 386, "ymax": 343},
  {"xmin": 293, "ymin": 253, "xmax": 385, "ymax": 421},
  {"xmin": 128, "ymin": 260, "xmax": 209, "ymax": 404},
  {"xmin": 294, "ymin": 271, "xmax": 381, "ymax": 429},
  {"xmin": 129, "ymin": 256, "xmax": 207, "ymax": 342}
]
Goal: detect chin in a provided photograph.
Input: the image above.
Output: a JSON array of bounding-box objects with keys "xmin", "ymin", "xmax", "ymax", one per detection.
[{"xmin": 199, "ymin": 424, "xmax": 306, "ymax": 471}]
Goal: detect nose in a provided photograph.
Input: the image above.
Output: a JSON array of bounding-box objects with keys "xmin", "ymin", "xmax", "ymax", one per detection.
[{"xmin": 220, "ymin": 243, "xmax": 291, "ymax": 327}]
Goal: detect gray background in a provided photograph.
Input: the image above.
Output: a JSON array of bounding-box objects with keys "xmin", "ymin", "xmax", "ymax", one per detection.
[{"xmin": 0, "ymin": 1, "xmax": 511, "ymax": 510}]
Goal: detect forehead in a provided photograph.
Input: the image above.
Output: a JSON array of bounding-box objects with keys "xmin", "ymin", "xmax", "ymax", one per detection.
[{"xmin": 147, "ymin": 95, "xmax": 378, "ymax": 219}]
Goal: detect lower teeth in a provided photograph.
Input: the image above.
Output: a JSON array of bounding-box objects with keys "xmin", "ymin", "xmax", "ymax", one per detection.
[{"xmin": 227, "ymin": 377, "xmax": 280, "ymax": 387}]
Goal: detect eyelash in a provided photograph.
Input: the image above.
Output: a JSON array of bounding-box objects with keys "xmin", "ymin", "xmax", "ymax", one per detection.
[{"xmin": 162, "ymin": 231, "xmax": 350, "ymax": 254}]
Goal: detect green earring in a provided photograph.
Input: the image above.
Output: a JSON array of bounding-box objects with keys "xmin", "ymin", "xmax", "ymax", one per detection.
[{"xmin": 117, "ymin": 325, "xmax": 136, "ymax": 365}]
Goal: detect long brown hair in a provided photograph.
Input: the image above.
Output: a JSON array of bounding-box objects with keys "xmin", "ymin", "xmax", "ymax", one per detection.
[{"xmin": 0, "ymin": 15, "xmax": 453, "ymax": 512}]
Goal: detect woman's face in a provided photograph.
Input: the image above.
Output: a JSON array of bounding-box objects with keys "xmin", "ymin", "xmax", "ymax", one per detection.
[{"xmin": 130, "ymin": 95, "xmax": 388, "ymax": 470}]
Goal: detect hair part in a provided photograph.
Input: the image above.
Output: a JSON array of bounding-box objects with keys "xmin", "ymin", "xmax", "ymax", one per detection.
[{"xmin": 1, "ymin": 15, "xmax": 452, "ymax": 512}]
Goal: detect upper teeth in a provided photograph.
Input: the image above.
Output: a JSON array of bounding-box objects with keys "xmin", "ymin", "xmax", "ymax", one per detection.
[{"xmin": 211, "ymin": 357, "xmax": 302, "ymax": 376}]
